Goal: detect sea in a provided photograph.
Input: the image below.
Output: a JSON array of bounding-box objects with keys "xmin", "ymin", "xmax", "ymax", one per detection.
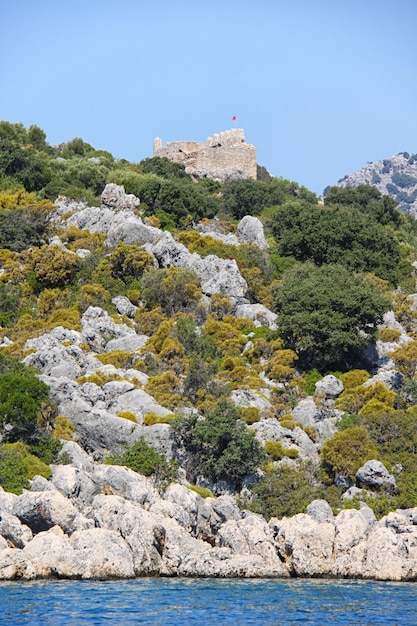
[{"xmin": 1, "ymin": 578, "xmax": 417, "ymax": 625}]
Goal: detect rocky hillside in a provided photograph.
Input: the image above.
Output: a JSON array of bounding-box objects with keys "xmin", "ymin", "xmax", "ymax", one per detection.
[
  {"xmin": 3, "ymin": 121, "xmax": 417, "ymax": 580},
  {"xmin": 331, "ymin": 152, "xmax": 417, "ymax": 216}
]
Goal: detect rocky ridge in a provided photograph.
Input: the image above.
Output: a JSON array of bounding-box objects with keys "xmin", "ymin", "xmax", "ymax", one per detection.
[{"xmin": 333, "ymin": 152, "xmax": 417, "ymax": 215}]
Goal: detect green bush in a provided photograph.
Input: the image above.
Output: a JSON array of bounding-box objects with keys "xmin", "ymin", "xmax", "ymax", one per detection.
[
  {"xmin": 187, "ymin": 484, "xmax": 214, "ymax": 498},
  {"xmin": 273, "ymin": 263, "xmax": 390, "ymax": 371},
  {"xmin": 172, "ymin": 398, "xmax": 266, "ymax": 488},
  {"xmin": 106, "ymin": 439, "xmax": 178, "ymax": 487},
  {"xmin": 248, "ymin": 461, "xmax": 324, "ymax": 520},
  {"xmin": 0, "ymin": 354, "xmax": 50, "ymax": 442},
  {"xmin": 320, "ymin": 426, "xmax": 379, "ymax": 483}
]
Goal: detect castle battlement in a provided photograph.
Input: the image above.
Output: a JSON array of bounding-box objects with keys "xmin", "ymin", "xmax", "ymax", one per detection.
[{"xmin": 153, "ymin": 129, "xmax": 256, "ymax": 182}]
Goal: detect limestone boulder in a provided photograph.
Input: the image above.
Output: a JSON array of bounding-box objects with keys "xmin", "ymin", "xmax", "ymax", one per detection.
[
  {"xmin": 276, "ymin": 513, "xmax": 335, "ymax": 577},
  {"xmin": 91, "ymin": 495, "xmax": 163, "ymax": 575},
  {"xmin": 0, "ymin": 512, "xmax": 33, "ymax": 548},
  {"xmin": 106, "ymin": 212, "xmax": 162, "ymax": 247},
  {"xmin": 13, "ymin": 489, "xmax": 93, "ymax": 535},
  {"xmin": 306, "ymin": 499, "xmax": 334, "ymax": 524},
  {"xmin": 332, "ymin": 508, "xmax": 373, "ymax": 577},
  {"xmin": 356, "ymin": 460, "xmax": 396, "ymax": 493},
  {"xmin": 81, "ymin": 306, "xmax": 138, "ymax": 353},
  {"xmin": 0, "ymin": 486, "xmax": 18, "ymax": 513},
  {"xmin": 101, "ymin": 183, "xmax": 140, "ymax": 212},
  {"xmin": 230, "ymin": 389, "xmax": 271, "ymax": 413},
  {"xmin": 234, "ymin": 303, "xmax": 278, "ymax": 330},
  {"xmin": 362, "ymin": 369, "xmax": 404, "ymax": 391},
  {"xmin": 51, "ymin": 465, "xmax": 101, "ymax": 505},
  {"xmin": 59, "ymin": 441, "xmax": 95, "ymax": 470},
  {"xmin": 216, "ymin": 513, "xmax": 278, "ymax": 562},
  {"xmin": 90, "ymin": 465, "xmax": 157, "ymax": 505},
  {"xmin": 22, "ymin": 526, "xmax": 82, "ymax": 578},
  {"xmin": 251, "ymin": 418, "xmax": 318, "ymax": 460},
  {"xmin": 112, "ymin": 295, "xmax": 138, "ymax": 318},
  {"xmin": 314, "ymin": 374, "xmax": 344, "ymax": 399},
  {"xmin": 292, "ymin": 397, "xmax": 339, "ymax": 443},
  {"xmin": 0, "ymin": 548, "xmax": 36, "ymax": 580},
  {"xmin": 237, "ymin": 215, "xmax": 268, "ymax": 249},
  {"xmin": 70, "ymin": 527, "xmax": 135, "ymax": 579}
]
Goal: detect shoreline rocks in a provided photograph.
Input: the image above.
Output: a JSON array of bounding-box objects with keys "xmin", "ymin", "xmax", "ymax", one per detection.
[{"xmin": 2, "ymin": 460, "xmax": 417, "ymax": 582}]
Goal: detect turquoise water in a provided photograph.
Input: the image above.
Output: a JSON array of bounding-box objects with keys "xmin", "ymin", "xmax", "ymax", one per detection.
[{"xmin": 1, "ymin": 578, "xmax": 416, "ymax": 625}]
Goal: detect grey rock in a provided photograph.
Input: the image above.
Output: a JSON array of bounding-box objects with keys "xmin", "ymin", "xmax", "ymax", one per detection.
[
  {"xmin": 306, "ymin": 499, "xmax": 334, "ymax": 524},
  {"xmin": 59, "ymin": 441, "xmax": 95, "ymax": 470},
  {"xmin": 0, "ymin": 548, "xmax": 36, "ymax": 580},
  {"xmin": 251, "ymin": 418, "xmax": 318, "ymax": 460},
  {"xmin": 91, "ymin": 495, "xmax": 163, "ymax": 575},
  {"xmin": 237, "ymin": 215, "xmax": 268, "ymax": 249},
  {"xmin": 90, "ymin": 465, "xmax": 157, "ymax": 505},
  {"xmin": 362, "ymin": 369, "xmax": 404, "ymax": 391},
  {"xmin": 0, "ymin": 487, "xmax": 18, "ymax": 513},
  {"xmin": 51, "ymin": 465, "xmax": 100, "ymax": 505},
  {"xmin": 292, "ymin": 397, "xmax": 339, "ymax": 444},
  {"xmin": 71, "ymin": 527, "xmax": 136, "ymax": 579},
  {"xmin": 81, "ymin": 306, "xmax": 137, "ymax": 353},
  {"xmin": 106, "ymin": 212, "xmax": 162, "ymax": 247},
  {"xmin": 234, "ymin": 303, "xmax": 278, "ymax": 330},
  {"xmin": 105, "ymin": 334, "xmax": 148, "ymax": 352},
  {"xmin": 13, "ymin": 489, "xmax": 93, "ymax": 535},
  {"xmin": 112, "ymin": 295, "xmax": 138, "ymax": 318},
  {"xmin": 230, "ymin": 389, "xmax": 271, "ymax": 413},
  {"xmin": 335, "ymin": 153, "xmax": 417, "ymax": 216},
  {"xmin": 356, "ymin": 460, "xmax": 396, "ymax": 493},
  {"xmin": 101, "ymin": 183, "xmax": 140, "ymax": 212},
  {"xmin": 0, "ymin": 512, "xmax": 33, "ymax": 548},
  {"xmin": 216, "ymin": 513, "xmax": 280, "ymax": 563},
  {"xmin": 315, "ymin": 375, "xmax": 344, "ymax": 399}
]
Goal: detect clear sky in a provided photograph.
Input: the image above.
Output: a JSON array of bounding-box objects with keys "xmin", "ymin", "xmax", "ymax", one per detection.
[{"xmin": 1, "ymin": 0, "xmax": 416, "ymax": 194}]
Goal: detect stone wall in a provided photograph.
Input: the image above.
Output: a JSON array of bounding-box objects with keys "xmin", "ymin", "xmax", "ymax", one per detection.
[{"xmin": 153, "ymin": 129, "xmax": 256, "ymax": 182}]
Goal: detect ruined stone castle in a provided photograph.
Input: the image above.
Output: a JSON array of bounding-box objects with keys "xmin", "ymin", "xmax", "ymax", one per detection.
[{"xmin": 153, "ymin": 129, "xmax": 256, "ymax": 182}]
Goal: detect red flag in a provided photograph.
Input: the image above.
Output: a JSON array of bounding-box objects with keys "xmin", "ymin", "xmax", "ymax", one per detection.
[{"xmin": 232, "ymin": 115, "xmax": 237, "ymax": 121}]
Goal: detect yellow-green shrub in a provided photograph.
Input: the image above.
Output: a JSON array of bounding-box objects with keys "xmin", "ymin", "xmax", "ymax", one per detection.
[
  {"xmin": 143, "ymin": 411, "xmax": 176, "ymax": 425},
  {"xmin": 378, "ymin": 328, "xmax": 402, "ymax": 343},
  {"xmin": 26, "ymin": 245, "xmax": 80, "ymax": 288},
  {"xmin": 53, "ymin": 415, "xmax": 77, "ymax": 440},
  {"xmin": 265, "ymin": 440, "xmax": 286, "ymax": 460},
  {"xmin": 339, "ymin": 369, "xmax": 370, "ymax": 390},
  {"xmin": 117, "ymin": 411, "xmax": 138, "ymax": 423},
  {"xmin": 145, "ymin": 372, "xmax": 185, "ymax": 409},
  {"xmin": 135, "ymin": 305, "xmax": 168, "ymax": 335},
  {"xmin": 186, "ymin": 484, "xmax": 214, "ymax": 498},
  {"xmin": 239, "ymin": 406, "xmax": 261, "ymax": 424},
  {"xmin": 96, "ymin": 350, "xmax": 135, "ymax": 369},
  {"xmin": 336, "ymin": 382, "xmax": 395, "ymax": 415}
]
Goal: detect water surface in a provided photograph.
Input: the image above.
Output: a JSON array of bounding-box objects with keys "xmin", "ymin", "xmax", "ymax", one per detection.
[{"xmin": 1, "ymin": 577, "xmax": 416, "ymax": 625}]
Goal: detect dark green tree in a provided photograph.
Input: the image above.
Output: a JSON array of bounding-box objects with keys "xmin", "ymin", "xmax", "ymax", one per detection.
[
  {"xmin": 0, "ymin": 355, "xmax": 50, "ymax": 442},
  {"xmin": 270, "ymin": 200, "xmax": 403, "ymax": 282},
  {"xmin": 273, "ymin": 263, "xmax": 390, "ymax": 370},
  {"xmin": 249, "ymin": 461, "xmax": 325, "ymax": 519},
  {"xmin": 173, "ymin": 398, "xmax": 266, "ymax": 488}
]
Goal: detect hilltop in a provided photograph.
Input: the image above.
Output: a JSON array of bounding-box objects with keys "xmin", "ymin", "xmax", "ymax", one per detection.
[
  {"xmin": 2, "ymin": 121, "xmax": 417, "ymax": 579},
  {"xmin": 329, "ymin": 152, "xmax": 417, "ymax": 216}
]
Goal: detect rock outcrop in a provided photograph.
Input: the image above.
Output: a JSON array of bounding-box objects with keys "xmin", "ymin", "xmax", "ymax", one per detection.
[{"xmin": 3, "ymin": 468, "xmax": 417, "ymax": 581}]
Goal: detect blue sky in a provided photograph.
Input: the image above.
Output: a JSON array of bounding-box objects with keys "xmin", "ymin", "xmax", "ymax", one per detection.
[{"xmin": 1, "ymin": 0, "xmax": 416, "ymax": 194}]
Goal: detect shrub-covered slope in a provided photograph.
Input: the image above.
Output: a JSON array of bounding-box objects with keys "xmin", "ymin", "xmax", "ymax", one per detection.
[{"xmin": 2, "ymin": 121, "xmax": 417, "ymax": 524}]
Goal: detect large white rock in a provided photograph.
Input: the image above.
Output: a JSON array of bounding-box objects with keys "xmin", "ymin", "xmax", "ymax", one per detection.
[
  {"xmin": 237, "ymin": 215, "xmax": 269, "ymax": 249},
  {"xmin": 13, "ymin": 489, "xmax": 93, "ymax": 535}
]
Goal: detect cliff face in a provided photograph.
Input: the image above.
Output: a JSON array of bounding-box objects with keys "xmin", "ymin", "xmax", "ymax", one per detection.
[
  {"xmin": 153, "ymin": 129, "xmax": 257, "ymax": 182},
  {"xmin": 333, "ymin": 152, "xmax": 417, "ymax": 215}
]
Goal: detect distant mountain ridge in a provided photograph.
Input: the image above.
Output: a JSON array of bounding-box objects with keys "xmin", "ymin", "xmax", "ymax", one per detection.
[{"xmin": 331, "ymin": 152, "xmax": 417, "ymax": 216}]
